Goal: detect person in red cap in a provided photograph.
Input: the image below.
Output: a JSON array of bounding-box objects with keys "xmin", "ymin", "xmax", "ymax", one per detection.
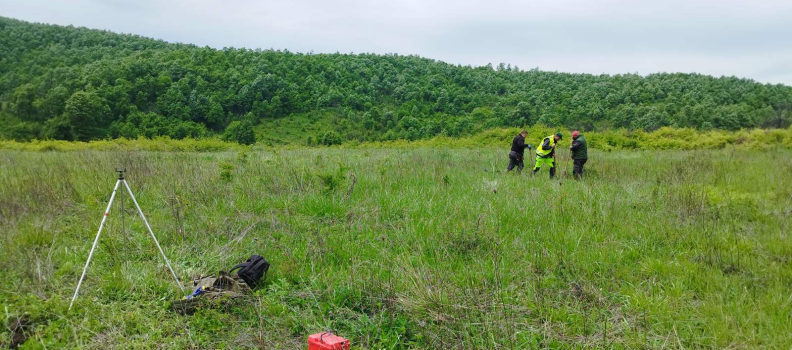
[{"xmin": 569, "ymin": 131, "xmax": 588, "ymax": 178}]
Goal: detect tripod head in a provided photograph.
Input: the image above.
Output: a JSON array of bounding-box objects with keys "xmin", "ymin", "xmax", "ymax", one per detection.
[{"xmin": 116, "ymin": 168, "xmax": 126, "ymax": 180}]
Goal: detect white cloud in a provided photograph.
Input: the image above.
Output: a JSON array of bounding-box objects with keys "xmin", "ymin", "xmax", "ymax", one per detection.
[{"xmin": 2, "ymin": 0, "xmax": 791, "ymax": 84}]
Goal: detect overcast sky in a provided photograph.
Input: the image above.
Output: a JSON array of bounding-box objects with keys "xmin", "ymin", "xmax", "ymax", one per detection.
[{"xmin": 3, "ymin": 0, "xmax": 792, "ymax": 85}]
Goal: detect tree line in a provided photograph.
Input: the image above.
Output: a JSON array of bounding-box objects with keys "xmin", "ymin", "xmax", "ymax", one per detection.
[{"xmin": 1, "ymin": 16, "xmax": 791, "ymax": 144}]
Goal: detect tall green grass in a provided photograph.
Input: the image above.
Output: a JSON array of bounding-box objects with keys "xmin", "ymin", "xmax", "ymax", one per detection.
[
  {"xmin": 1, "ymin": 147, "xmax": 790, "ymax": 348},
  {"xmin": 2, "ymin": 126, "xmax": 791, "ymax": 152},
  {"xmin": 361, "ymin": 126, "xmax": 792, "ymax": 150},
  {"xmin": 0, "ymin": 137, "xmax": 244, "ymax": 152}
]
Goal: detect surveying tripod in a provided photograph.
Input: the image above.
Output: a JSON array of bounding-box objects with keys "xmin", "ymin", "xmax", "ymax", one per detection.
[{"xmin": 69, "ymin": 169, "xmax": 184, "ymax": 310}]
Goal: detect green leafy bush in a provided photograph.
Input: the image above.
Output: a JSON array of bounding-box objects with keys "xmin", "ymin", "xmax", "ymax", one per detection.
[
  {"xmin": 222, "ymin": 121, "xmax": 256, "ymax": 145},
  {"xmin": 321, "ymin": 131, "xmax": 343, "ymax": 146}
]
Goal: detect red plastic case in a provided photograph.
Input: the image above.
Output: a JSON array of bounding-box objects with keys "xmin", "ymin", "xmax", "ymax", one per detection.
[{"xmin": 308, "ymin": 332, "xmax": 350, "ymax": 350}]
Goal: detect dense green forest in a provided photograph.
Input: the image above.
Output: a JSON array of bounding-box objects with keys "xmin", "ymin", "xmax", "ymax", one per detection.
[{"xmin": 2, "ymin": 16, "xmax": 792, "ymax": 144}]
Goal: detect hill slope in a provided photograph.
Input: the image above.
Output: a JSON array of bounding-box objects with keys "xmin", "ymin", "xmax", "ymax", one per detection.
[{"xmin": 1, "ymin": 16, "xmax": 791, "ymax": 143}]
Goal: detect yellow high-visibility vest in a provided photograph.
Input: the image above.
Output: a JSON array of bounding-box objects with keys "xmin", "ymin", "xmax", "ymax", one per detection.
[{"xmin": 536, "ymin": 135, "xmax": 556, "ymax": 158}]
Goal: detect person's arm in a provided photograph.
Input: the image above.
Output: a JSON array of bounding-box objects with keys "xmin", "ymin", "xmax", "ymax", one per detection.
[
  {"xmin": 570, "ymin": 140, "xmax": 580, "ymax": 150},
  {"xmin": 541, "ymin": 137, "xmax": 552, "ymax": 150}
]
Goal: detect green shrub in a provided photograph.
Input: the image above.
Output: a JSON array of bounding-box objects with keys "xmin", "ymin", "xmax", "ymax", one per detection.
[
  {"xmin": 321, "ymin": 131, "xmax": 343, "ymax": 146},
  {"xmin": 222, "ymin": 120, "xmax": 256, "ymax": 145},
  {"xmin": 219, "ymin": 162, "xmax": 234, "ymax": 183}
]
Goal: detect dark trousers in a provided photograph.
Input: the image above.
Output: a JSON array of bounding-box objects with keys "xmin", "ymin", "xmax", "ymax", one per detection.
[
  {"xmin": 506, "ymin": 152, "xmax": 524, "ymax": 172},
  {"xmin": 573, "ymin": 158, "xmax": 587, "ymax": 178}
]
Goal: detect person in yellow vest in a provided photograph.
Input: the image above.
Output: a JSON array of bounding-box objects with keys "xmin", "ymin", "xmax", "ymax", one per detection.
[{"xmin": 533, "ymin": 132, "xmax": 563, "ymax": 178}]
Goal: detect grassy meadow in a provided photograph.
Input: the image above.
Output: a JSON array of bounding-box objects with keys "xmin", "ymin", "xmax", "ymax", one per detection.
[{"xmin": 1, "ymin": 146, "xmax": 791, "ymax": 348}]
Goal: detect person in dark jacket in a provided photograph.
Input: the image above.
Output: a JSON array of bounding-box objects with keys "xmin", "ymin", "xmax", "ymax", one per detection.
[
  {"xmin": 506, "ymin": 130, "xmax": 531, "ymax": 173},
  {"xmin": 570, "ymin": 131, "xmax": 588, "ymax": 179}
]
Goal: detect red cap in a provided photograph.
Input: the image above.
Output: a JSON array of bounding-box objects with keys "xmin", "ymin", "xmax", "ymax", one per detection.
[{"xmin": 572, "ymin": 131, "xmax": 580, "ymax": 138}]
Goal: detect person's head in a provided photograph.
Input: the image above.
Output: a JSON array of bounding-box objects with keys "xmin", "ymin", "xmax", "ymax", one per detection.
[
  {"xmin": 520, "ymin": 130, "xmax": 527, "ymax": 137},
  {"xmin": 572, "ymin": 131, "xmax": 580, "ymax": 139},
  {"xmin": 554, "ymin": 132, "xmax": 563, "ymax": 141}
]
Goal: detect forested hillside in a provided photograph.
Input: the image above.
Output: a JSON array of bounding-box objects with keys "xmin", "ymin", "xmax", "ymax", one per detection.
[{"xmin": 2, "ymin": 16, "xmax": 791, "ymax": 144}]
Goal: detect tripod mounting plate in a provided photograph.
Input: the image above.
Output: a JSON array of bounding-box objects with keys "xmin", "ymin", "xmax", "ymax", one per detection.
[{"xmin": 115, "ymin": 168, "xmax": 126, "ymax": 180}]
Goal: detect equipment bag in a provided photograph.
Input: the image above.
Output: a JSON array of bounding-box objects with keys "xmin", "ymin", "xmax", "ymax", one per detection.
[{"xmin": 229, "ymin": 255, "xmax": 270, "ymax": 288}]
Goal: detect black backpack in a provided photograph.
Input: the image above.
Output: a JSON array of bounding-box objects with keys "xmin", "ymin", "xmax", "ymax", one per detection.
[{"xmin": 229, "ymin": 255, "xmax": 270, "ymax": 288}]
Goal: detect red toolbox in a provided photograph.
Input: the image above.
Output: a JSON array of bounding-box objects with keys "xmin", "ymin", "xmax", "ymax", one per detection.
[{"xmin": 308, "ymin": 332, "xmax": 350, "ymax": 350}]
